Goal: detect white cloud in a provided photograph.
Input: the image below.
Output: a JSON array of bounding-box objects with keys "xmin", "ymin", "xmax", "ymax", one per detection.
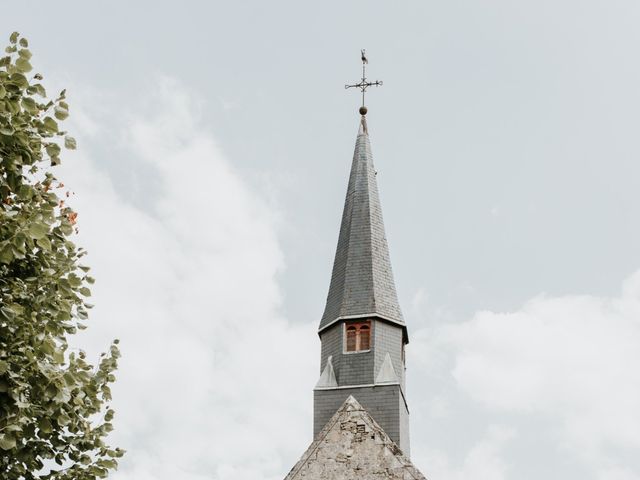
[
  {"xmin": 414, "ymin": 425, "xmax": 515, "ymax": 480},
  {"xmin": 435, "ymin": 271, "xmax": 640, "ymax": 477},
  {"xmin": 598, "ymin": 467, "xmax": 640, "ymax": 480},
  {"xmin": 57, "ymin": 78, "xmax": 317, "ymax": 480},
  {"xmin": 50, "ymin": 75, "xmax": 640, "ymax": 480}
]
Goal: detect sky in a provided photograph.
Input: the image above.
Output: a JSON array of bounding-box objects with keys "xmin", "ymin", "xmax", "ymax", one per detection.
[{"xmin": 5, "ymin": 1, "xmax": 640, "ymax": 479}]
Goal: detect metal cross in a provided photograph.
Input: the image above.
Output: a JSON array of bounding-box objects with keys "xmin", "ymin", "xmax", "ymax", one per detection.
[{"xmin": 345, "ymin": 49, "xmax": 383, "ymax": 111}]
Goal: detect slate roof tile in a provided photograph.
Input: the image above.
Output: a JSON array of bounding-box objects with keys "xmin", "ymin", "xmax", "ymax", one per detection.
[{"xmin": 319, "ymin": 117, "xmax": 404, "ymax": 331}]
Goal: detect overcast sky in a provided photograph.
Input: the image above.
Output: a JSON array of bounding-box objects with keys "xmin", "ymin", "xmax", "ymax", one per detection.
[{"xmin": 6, "ymin": 1, "xmax": 640, "ymax": 479}]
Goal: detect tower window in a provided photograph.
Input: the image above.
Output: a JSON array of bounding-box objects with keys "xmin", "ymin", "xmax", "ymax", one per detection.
[
  {"xmin": 346, "ymin": 326, "xmax": 357, "ymax": 351},
  {"xmin": 344, "ymin": 321, "xmax": 371, "ymax": 352}
]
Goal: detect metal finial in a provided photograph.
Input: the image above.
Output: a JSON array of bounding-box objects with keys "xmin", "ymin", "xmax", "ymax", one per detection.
[{"xmin": 345, "ymin": 49, "xmax": 383, "ymax": 115}]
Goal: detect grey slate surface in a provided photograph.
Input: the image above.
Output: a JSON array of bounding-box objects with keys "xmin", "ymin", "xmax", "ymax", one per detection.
[{"xmin": 319, "ymin": 117, "xmax": 404, "ymax": 331}]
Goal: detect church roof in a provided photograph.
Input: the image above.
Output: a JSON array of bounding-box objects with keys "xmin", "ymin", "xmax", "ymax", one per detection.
[
  {"xmin": 284, "ymin": 395, "xmax": 426, "ymax": 480},
  {"xmin": 319, "ymin": 117, "xmax": 404, "ymax": 332}
]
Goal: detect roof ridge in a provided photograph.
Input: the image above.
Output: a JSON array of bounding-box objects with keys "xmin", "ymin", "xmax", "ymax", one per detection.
[{"xmin": 364, "ymin": 137, "xmax": 377, "ymax": 315}]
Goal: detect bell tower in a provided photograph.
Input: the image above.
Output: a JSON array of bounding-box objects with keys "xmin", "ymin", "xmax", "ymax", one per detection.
[{"xmin": 313, "ymin": 110, "xmax": 410, "ymax": 454}]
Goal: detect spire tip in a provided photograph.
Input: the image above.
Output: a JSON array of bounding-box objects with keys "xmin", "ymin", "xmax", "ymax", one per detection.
[{"xmin": 359, "ymin": 115, "xmax": 368, "ymax": 135}]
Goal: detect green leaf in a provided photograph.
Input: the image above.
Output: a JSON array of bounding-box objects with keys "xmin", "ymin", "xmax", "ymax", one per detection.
[
  {"xmin": 28, "ymin": 222, "xmax": 49, "ymax": 239},
  {"xmin": 9, "ymin": 32, "xmax": 18, "ymax": 44},
  {"xmin": 54, "ymin": 387, "xmax": 71, "ymax": 403},
  {"xmin": 33, "ymin": 83, "xmax": 46, "ymax": 97},
  {"xmin": 99, "ymin": 459, "xmax": 117, "ymax": 469},
  {"xmin": 45, "ymin": 143, "xmax": 61, "ymax": 157},
  {"xmin": 42, "ymin": 338, "xmax": 56, "ymax": 355},
  {"xmin": 0, "ymin": 246, "xmax": 12, "ymax": 264},
  {"xmin": 53, "ymin": 347, "xmax": 65, "ymax": 363},
  {"xmin": 0, "ymin": 305, "xmax": 14, "ymax": 320},
  {"xmin": 0, "ymin": 361, "xmax": 8, "ymax": 374},
  {"xmin": 64, "ymin": 136, "xmax": 77, "ymax": 149},
  {"xmin": 43, "ymin": 116, "xmax": 58, "ymax": 133},
  {"xmin": 0, "ymin": 434, "xmax": 16, "ymax": 450},
  {"xmin": 38, "ymin": 418, "xmax": 53, "ymax": 434},
  {"xmin": 21, "ymin": 96, "xmax": 38, "ymax": 114},
  {"xmin": 18, "ymin": 37, "xmax": 28, "ymax": 47},
  {"xmin": 36, "ymin": 236, "xmax": 52, "ymax": 251},
  {"xmin": 18, "ymin": 48, "xmax": 31, "ymax": 59},
  {"xmin": 9, "ymin": 73, "xmax": 28, "ymax": 89},
  {"xmin": 54, "ymin": 104, "xmax": 69, "ymax": 120},
  {"xmin": 79, "ymin": 287, "xmax": 92, "ymax": 297},
  {"xmin": 57, "ymin": 413, "xmax": 71, "ymax": 426},
  {"xmin": 0, "ymin": 126, "xmax": 14, "ymax": 136},
  {"xmin": 15, "ymin": 57, "xmax": 33, "ymax": 73}
]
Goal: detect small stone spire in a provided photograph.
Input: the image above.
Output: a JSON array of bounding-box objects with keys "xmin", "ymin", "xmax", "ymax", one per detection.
[{"xmin": 315, "ymin": 356, "xmax": 338, "ymax": 388}]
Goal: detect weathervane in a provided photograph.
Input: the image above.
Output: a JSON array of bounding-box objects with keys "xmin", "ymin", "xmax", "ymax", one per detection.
[{"xmin": 345, "ymin": 49, "xmax": 383, "ymax": 116}]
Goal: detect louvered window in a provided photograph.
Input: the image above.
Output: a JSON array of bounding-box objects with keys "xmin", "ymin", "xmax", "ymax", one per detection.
[{"xmin": 345, "ymin": 321, "xmax": 371, "ymax": 352}]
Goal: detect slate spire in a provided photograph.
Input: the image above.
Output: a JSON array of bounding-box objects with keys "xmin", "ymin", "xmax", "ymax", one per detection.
[{"xmin": 319, "ymin": 116, "xmax": 404, "ymax": 332}]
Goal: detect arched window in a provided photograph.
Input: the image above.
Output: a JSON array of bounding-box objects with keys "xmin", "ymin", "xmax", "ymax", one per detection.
[
  {"xmin": 345, "ymin": 321, "xmax": 371, "ymax": 352},
  {"xmin": 359, "ymin": 325, "xmax": 370, "ymax": 350},
  {"xmin": 346, "ymin": 326, "xmax": 357, "ymax": 352}
]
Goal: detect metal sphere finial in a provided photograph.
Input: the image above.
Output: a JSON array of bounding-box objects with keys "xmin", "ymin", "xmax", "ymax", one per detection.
[{"xmin": 359, "ymin": 106, "xmax": 368, "ymax": 116}]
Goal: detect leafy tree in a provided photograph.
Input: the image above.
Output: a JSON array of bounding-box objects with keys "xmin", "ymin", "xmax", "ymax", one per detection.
[{"xmin": 0, "ymin": 32, "xmax": 123, "ymax": 479}]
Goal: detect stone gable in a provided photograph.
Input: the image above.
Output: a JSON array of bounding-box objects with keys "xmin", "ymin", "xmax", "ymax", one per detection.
[{"xmin": 285, "ymin": 396, "xmax": 426, "ymax": 480}]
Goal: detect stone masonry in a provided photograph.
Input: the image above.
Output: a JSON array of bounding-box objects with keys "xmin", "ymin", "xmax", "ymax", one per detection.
[
  {"xmin": 285, "ymin": 396, "xmax": 425, "ymax": 480},
  {"xmin": 314, "ymin": 384, "xmax": 409, "ymax": 454}
]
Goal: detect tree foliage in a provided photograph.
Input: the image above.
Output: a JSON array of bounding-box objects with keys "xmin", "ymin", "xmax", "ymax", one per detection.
[{"xmin": 0, "ymin": 32, "xmax": 123, "ymax": 479}]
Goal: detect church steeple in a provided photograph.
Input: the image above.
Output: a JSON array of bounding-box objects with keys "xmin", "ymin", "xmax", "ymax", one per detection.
[
  {"xmin": 287, "ymin": 52, "xmax": 425, "ymax": 478},
  {"xmin": 313, "ymin": 113, "xmax": 411, "ymax": 455},
  {"xmin": 319, "ymin": 116, "xmax": 405, "ymax": 335}
]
